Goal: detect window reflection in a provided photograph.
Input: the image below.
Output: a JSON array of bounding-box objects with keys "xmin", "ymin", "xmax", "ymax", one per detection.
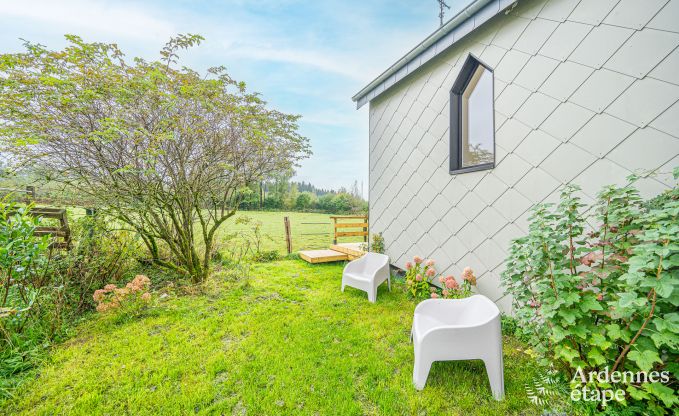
[{"xmin": 460, "ymin": 65, "xmax": 494, "ymax": 168}]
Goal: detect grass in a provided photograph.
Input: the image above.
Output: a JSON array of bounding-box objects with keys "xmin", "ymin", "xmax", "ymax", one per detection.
[
  {"xmin": 2, "ymin": 259, "xmax": 543, "ymax": 415},
  {"xmin": 218, "ymin": 210, "xmax": 366, "ymax": 253}
]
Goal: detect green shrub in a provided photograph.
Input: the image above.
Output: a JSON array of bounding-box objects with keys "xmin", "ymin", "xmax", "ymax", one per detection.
[
  {"xmin": 0, "ymin": 207, "xmax": 137, "ymax": 397},
  {"xmin": 502, "ymin": 171, "xmax": 678, "ymax": 414}
]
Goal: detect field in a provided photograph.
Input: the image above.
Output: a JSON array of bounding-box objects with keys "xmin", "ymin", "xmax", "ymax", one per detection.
[
  {"xmin": 2, "ymin": 260, "xmax": 543, "ymax": 415},
  {"xmin": 216, "ymin": 210, "xmax": 367, "ymax": 253}
]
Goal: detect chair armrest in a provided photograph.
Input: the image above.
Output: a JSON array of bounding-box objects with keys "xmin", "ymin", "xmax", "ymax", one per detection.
[{"xmin": 343, "ymin": 256, "xmax": 365, "ymax": 274}]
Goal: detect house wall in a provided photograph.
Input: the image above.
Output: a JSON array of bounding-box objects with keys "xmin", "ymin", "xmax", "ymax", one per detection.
[{"xmin": 368, "ymin": 0, "xmax": 679, "ymax": 312}]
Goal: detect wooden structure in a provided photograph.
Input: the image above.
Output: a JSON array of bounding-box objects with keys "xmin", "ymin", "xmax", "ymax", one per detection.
[
  {"xmin": 284, "ymin": 216, "xmax": 292, "ymax": 254},
  {"xmin": 299, "ymin": 215, "xmax": 369, "ymax": 264},
  {"xmin": 299, "ymin": 243, "xmax": 367, "ymax": 264},
  {"xmin": 331, "ymin": 215, "xmax": 368, "ymax": 244},
  {"xmin": 17, "ymin": 207, "xmax": 71, "ymax": 250}
]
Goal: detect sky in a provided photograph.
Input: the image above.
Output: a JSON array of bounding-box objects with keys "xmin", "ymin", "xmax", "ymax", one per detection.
[{"xmin": 0, "ymin": 0, "xmax": 471, "ymax": 198}]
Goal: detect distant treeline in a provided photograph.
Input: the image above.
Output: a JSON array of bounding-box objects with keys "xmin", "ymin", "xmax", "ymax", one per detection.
[{"xmin": 239, "ymin": 177, "xmax": 367, "ymax": 214}]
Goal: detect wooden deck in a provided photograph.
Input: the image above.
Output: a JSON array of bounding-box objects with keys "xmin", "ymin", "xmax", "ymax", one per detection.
[
  {"xmin": 330, "ymin": 242, "xmax": 366, "ymax": 260},
  {"xmin": 299, "ymin": 249, "xmax": 349, "ymax": 264},
  {"xmin": 299, "ymin": 243, "xmax": 367, "ymax": 264}
]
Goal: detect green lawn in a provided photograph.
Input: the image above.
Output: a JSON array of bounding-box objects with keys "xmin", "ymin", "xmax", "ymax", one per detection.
[{"xmin": 2, "ymin": 259, "xmax": 542, "ymax": 415}]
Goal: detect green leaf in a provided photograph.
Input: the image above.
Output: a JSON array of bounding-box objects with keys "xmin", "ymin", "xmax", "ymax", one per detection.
[
  {"xmin": 590, "ymin": 333, "xmax": 612, "ymax": 350},
  {"xmin": 587, "ymin": 347, "xmax": 607, "ymax": 366},
  {"xmin": 579, "ymin": 295, "xmax": 604, "ymax": 312},
  {"xmin": 606, "ymin": 323, "xmax": 622, "ymax": 341},
  {"xmin": 643, "ymin": 382, "xmax": 679, "ymax": 408},
  {"xmin": 655, "ymin": 278, "xmax": 675, "ymax": 298},
  {"xmin": 627, "ymin": 349, "xmax": 662, "ymax": 372},
  {"xmin": 627, "ymin": 385, "xmax": 651, "ymax": 401}
]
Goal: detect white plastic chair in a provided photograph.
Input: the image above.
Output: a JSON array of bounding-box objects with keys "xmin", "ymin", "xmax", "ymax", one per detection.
[
  {"xmin": 341, "ymin": 253, "xmax": 391, "ymax": 303},
  {"xmin": 410, "ymin": 294, "xmax": 504, "ymax": 400}
]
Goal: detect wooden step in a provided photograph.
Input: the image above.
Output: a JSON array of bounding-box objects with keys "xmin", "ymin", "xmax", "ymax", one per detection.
[
  {"xmin": 330, "ymin": 242, "xmax": 366, "ymax": 258},
  {"xmin": 299, "ymin": 249, "xmax": 348, "ymax": 264}
]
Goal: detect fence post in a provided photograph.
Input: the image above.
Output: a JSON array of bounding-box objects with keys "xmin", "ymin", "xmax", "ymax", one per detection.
[
  {"xmin": 284, "ymin": 216, "xmax": 292, "ymax": 254},
  {"xmin": 332, "ymin": 217, "xmax": 338, "ymax": 244},
  {"xmin": 25, "ymin": 186, "xmax": 35, "ymax": 200}
]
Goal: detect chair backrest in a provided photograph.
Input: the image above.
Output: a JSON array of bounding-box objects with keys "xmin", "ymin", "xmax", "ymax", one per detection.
[
  {"xmin": 461, "ymin": 295, "xmax": 500, "ymax": 325},
  {"xmin": 360, "ymin": 252, "xmax": 389, "ymax": 270}
]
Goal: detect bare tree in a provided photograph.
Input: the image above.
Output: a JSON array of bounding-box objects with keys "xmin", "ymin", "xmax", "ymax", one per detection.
[{"xmin": 0, "ymin": 35, "xmax": 311, "ymax": 281}]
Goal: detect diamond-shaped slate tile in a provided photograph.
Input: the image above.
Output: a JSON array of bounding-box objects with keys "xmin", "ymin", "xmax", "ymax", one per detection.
[
  {"xmin": 569, "ymin": 113, "xmax": 637, "ymax": 157},
  {"xmin": 495, "ymin": 83, "xmax": 532, "ymax": 117},
  {"xmin": 493, "ymin": 153, "xmax": 532, "ymax": 187},
  {"xmin": 569, "ymin": 24, "xmax": 634, "ymax": 69},
  {"xmin": 540, "ymin": 101, "xmax": 595, "ymax": 141},
  {"xmin": 514, "ymin": 92, "xmax": 561, "ymax": 129},
  {"xmin": 568, "ymin": 0, "xmax": 620, "ymax": 26},
  {"xmin": 570, "ymin": 68, "xmax": 635, "ymax": 113},
  {"xmin": 540, "ymin": 142, "xmax": 597, "ymax": 183},
  {"xmin": 514, "ymin": 129, "xmax": 561, "ymax": 166},
  {"xmin": 491, "ymin": 16, "xmax": 532, "ymax": 50},
  {"xmin": 493, "ymin": 188, "xmax": 533, "ymax": 222},
  {"xmin": 647, "ymin": 0, "xmax": 679, "ymax": 32},
  {"xmin": 603, "ymin": 0, "xmax": 670, "ymax": 31},
  {"xmin": 513, "ymin": 18, "xmax": 559, "ymax": 55},
  {"xmin": 607, "ymin": 127, "xmax": 679, "ymax": 172},
  {"xmin": 650, "ymin": 101, "xmax": 679, "ymax": 138},
  {"xmin": 604, "ymin": 29, "xmax": 679, "ymax": 79},
  {"xmin": 513, "ymin": 54, "xmax": 560, "ymax": 92},
  {"xmin": 539, "ymin": 20, "xmax": 592, "ymax": 62},
  {"xmin": 494, "ymin": 49, "xmax": 532, "ymax": 83},
  {"xmin": 539, "ymin": 61, "xmax": 593, "ymax": 103},
  {"xmin": 606, "ymin": 78, "xmax": 679, "ymax": 127}
]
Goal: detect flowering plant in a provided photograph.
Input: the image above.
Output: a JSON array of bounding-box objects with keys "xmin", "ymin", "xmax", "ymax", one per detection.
[
  {"xmin": 404, "ymin": 256, "xmax": 436, "ymax": 298},
  {"xmin": 431, "ymin": 267, "xmax": 476, "ymax": 299},
  {"xmin": 93, "ymin": 274, "xmax": 152, "ymax": 317}
]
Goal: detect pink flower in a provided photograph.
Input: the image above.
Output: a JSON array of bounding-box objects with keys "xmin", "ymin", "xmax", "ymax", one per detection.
[
  {"xmin": 104, "ymin": 284, "xmax": 117, "ymax": 291},
  {"xmin": 529, "ymin": 299, "xmax": 540, "ymax": 308},
  {"xmin": 141, "ymin": 292, "xmax": 151, "ymax": 302},
  {"xmin": 425, "ymin": 268, "xmax": 436, "ymax": 277},
  {"xmin": 93, "ymin": 289, "xmax": 106, "ymax": 302},
  {"xmin": 405, "ymin": 262, "xmax": 413, "ymax": 270},
  {"xmin": 415, "ymin": 274, "xmax": 423, "ymax": 282},
  {"xmin": 445, "ymin": 277, "xmax": 459, "ymax": 289},
  {"xmin": 596, "ymin": 293, "xmax": 603, "ymax": 301},
  {"xmin": 431, "ymin": 293, "xmax": 439, "ymax": 299},
  {"xmin": 438, "ymin": 276, "xmax": 445, "ymax": 283},
  {"xmin": 462, "ymin": 267, "xmax": 476, "ymax": 285},
  {"xmin": 442, "ymin": 290, "xmax": 449, "ymax": 297},
  {"xmin": 413, "ymin": 256, "xmax": 423, "ymax": 264},
  {"xmin": 426, "ymin": 259, "xmax": 435, "ymax": 267}
]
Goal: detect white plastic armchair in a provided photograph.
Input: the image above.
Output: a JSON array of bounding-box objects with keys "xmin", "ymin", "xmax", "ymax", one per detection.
[
  {"xmin": 341, "ymin": 253, "xmax": 390, "ymax": 303},
  {"xmin": 410, "ymin": 294, "xmax": 504, "ymax": 400}
]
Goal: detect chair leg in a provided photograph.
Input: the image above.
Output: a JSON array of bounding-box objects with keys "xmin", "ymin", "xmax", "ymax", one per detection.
[
  {"xmin": 413, "ymin": 352, "xmax": 432, "ymax": 390},
  {"xmin": 368, "ymin": 289, "xmax": 376, "ymax": 303},
  {"xmin": 387, "ymin": 275, "xmax": 391, "ymax": 291},
  {"xmin": 483, "ymin": 356, "xmax": 504, "ymax": 400},
  {"xmin": 341, "ymin": 282, "xmax": 345, "ymax": 292}
]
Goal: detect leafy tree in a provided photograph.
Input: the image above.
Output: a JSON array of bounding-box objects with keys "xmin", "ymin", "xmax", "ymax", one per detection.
[
  {"xmin": 0, "ymin": 35, "xmax": 310, "ymax": 282},
  {"xmin": 295, "ymin": 191, "xmax": 314, "ymax": 210}
]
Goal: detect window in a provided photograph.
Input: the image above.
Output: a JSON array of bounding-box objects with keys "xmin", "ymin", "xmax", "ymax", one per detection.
[{"xmin": 450, "ymin": 54, "xmax": 495, "ymax": 174}]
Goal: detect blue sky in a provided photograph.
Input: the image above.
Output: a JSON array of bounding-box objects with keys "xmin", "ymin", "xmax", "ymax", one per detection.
[{"xmin": 0, "ymin": 0, "xmax": 471, "ymax": 197}]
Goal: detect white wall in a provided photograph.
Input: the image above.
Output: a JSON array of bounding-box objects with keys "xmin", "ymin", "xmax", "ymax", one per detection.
[{"xmin": 368, "ymin": 0, "xmax": 679, "ymax": 312}]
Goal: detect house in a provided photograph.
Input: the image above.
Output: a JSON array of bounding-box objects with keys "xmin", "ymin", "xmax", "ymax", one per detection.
[{"xmin": 352, "ymin": 0, "xmax": 679, "ymax": 312}]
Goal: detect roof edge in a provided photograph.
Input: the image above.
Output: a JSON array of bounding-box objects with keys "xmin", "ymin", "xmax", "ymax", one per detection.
[{"xmin": 352, "ymin": 0, "xmax": 514, "ymax": 108}]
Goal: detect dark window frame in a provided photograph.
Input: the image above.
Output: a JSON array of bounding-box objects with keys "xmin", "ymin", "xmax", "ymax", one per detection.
[{"xmin": 449, "ymin": 54, "xmax": 496, "ymax": 175}]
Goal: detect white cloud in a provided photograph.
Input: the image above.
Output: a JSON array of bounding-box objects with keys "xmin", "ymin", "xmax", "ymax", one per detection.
[{"xmin": 0, "ymin": 0, "xmax": 175, "ymax": 42}]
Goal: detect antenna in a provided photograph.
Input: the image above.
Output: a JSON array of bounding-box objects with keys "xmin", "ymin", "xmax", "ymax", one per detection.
[{"xmin": 438, "ymin": 0, "xmax": 451, "ymax": 27}]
